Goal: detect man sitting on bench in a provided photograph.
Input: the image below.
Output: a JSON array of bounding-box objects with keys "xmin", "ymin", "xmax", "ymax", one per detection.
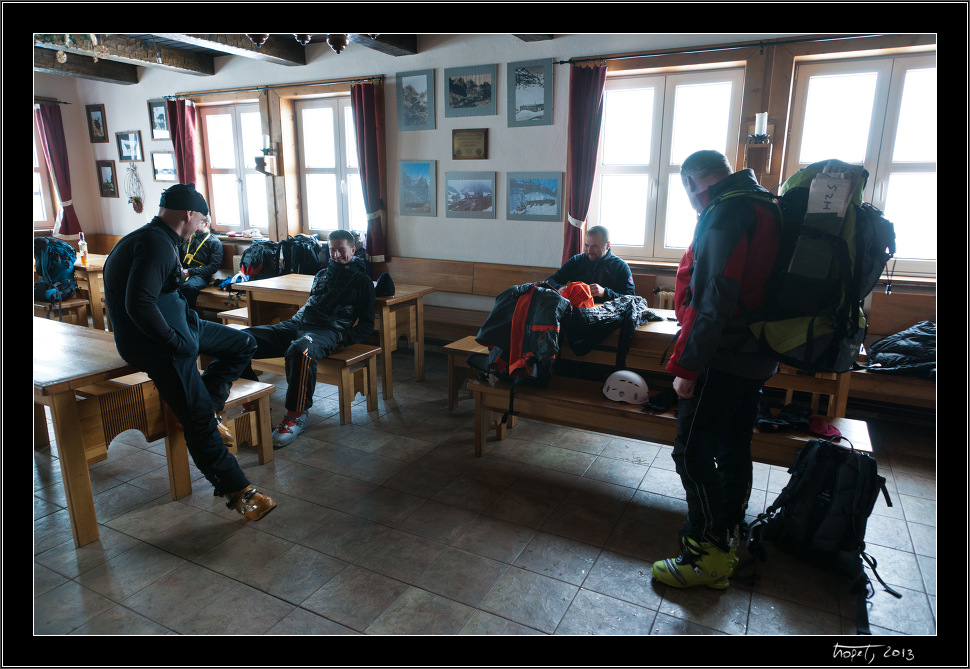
[
  {"xmin": 546, "ymin": 225, "xmax": 635, "ymax": 302},
  {"xmin": 240, "ymin": 229, "xmax": 376, "ymax": 448},
  {"xmin": 178, "ymin": 217, "xmax": 223, "ymax": 308}
]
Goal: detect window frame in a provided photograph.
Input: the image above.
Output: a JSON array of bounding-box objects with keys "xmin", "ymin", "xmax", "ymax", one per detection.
[
  {"xmin": 591, "ymin": 66, "xmax": 746, "ymax": 262},
  {"xmin": 785, "ymin": 53, "xmax": 937, "ymax": 276},
  {"xmin": 33, "ymin": 114, "xmax": 57, "ymax": 230}
]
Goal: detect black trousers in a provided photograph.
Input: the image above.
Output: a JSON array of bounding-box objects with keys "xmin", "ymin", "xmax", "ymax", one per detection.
[
  {"xmin": 671, "ymin": 366, "xmax": 768, "ymax": 549},
  {"xmin": 179, "ymin": 274, "xmax": 209, "ymax": 308},
  {"xmin": 241, "ymin": 319, "xmax": 342, "ymax": 413},
  {"xmin": 124, "ymin": 320, "xmax": 256, "ymax": 496}
]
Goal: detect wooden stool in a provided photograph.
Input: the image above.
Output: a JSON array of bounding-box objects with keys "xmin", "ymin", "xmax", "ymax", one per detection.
[
  {"xmin": 250, "ymin": 344, "xmax": 380, "ymax": 425},
  {"xmin": 74, "ymin": 372, "xmax": 166, "ymax": 464},
  {"xmin": 34, "ymin": 298, "xmax": 90, "ymax": 326},
  {"xmin": 217, "ymin": 306, "xmax": 250, "ymax": 326},
  {"xmin": 443, "ymin": 336, "xmax": 487, "ymax": 410}
]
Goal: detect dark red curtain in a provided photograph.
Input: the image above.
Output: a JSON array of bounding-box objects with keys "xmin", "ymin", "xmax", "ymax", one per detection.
[
  {"xmin": 563, "ymin": 64, "xmax": 608, "ymax": 265},
  {"xmin": 34, "ymin": 104, "xmax": 82, "ymax": 235},
  {"xmin": 350, "ymin": 82, "xmax": 388, "ymax": 263},
  {"xmin": 165, "ymin": 99, "xmax": 197, "ymax": 183}
]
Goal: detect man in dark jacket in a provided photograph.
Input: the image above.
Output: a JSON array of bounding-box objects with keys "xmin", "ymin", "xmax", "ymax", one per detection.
[
  {"xmin": 240, "ymin": 229, "xmax": 376, "ymax": 448},
  {"xmin": 547, "ymin": 225, "xmax": 635, "ymax": 302},
  {"xmin": 651, "ymin": 150, "xmax": 780, "ymax": 590},
  {"xmin": 103, "ymin": 183, "xmax": 276, "ymax": 521},
  {"xmin": 179, "ymin": 222, "xmax": 223, "ymax": 307}
]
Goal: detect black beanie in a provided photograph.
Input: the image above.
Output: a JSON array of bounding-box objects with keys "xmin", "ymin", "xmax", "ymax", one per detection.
[{"xmin": 159, "ymin": 183, "xmax": 209, "ymax": 215}]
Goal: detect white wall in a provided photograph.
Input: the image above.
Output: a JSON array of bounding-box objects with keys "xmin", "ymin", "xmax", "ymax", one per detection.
[{"xmin": 33, "ymin": 33, "xmax": 779, "ymax": 269}]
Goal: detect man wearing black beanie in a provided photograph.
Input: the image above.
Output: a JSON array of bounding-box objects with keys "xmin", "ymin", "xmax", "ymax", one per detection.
[{"xmin": 103, "ymin": 183, "xmax": 277, "ymax": 520}]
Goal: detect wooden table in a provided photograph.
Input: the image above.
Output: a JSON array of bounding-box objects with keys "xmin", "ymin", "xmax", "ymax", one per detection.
[
  {"xmin": 74, "ymin": 253, "xmax": 108, "ymax": 331},
  {"xmin": 236, "ymin": 274, "xmax": 436, "ymax": 399},
  {"xmin": 34, "ymin": 317, "xmax": 138, "ymax": 547}
]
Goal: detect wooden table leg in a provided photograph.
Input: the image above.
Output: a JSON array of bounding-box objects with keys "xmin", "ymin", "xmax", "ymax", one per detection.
[
  {"xmin": 365, "ymin": 355, "xmax": 378, "ymax": 412},
  {"xmin": 34, "ymin": 402, "xmax": 50, "ymax": 449},
  {"xmin": 49, "ymin": 391, "xmax": 99, "ymax": 547},
  {"xmin": 414, "ymin": 298, "xmax": 426, "ymax": 382},
  {"xmin": 88, "ymin": 271, "xmax": 105, "ymax": 331},
  {"xmin": 379, "ymin": 302, "xmax": 394, "ymax": 399}
]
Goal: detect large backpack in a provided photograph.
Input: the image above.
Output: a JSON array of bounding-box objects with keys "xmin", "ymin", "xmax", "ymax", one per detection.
[
  {"xmin": 239, "ymin": 239, "xmax": 280, "ymax": 281},
  {"xmin": 34, "ymin": 237, "xmax": 78, "ymax": 309},
  {"xmin": 715, "ymin": 160, "xmax": 896, "ymax": 373},
  {"xmin": 468, "ymin": 282, "xmax": 571, "ymax": 421},
  {"xmin": 742, "ymin": 438, "xmax": 901, "ymax": 634},
  {"xmin": 280, "ymin": 234, "xmax": 324, "ymax": 275}
]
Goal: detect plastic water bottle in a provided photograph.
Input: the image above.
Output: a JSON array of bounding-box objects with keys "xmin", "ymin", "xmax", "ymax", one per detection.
[{"xmin": 78, "ymin": 232, "xmax": 88, "ymax": 266}]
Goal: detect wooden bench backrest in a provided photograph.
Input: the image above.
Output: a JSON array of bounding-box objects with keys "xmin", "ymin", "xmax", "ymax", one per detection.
[
  {"xmin": 472, "ymin": 262, "xmax": 558, "ymax": 298},
  {"xmin": 633, "ymin": 274, "xmax": 656, "ymax": 301},
  {"xmin": 867, "ymin": 291, "xmax": 936, "ymax": 341},
  {"xmin": 375, "ymin": 256, "xmax": 474, "ymax": 294}
]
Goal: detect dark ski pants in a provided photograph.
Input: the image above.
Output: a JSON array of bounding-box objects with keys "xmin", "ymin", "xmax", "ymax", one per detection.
[
  {"xmin": 179, "ymin": 274, "xmax": 209, "ymax": 308},
  {"xmin": 670, "ymin": 366, "xmax": 768, "ymax": 549},
  {"xmin": 126, "ymin": 321, "xmax": 257, "ymax": 496},
  {"xmin": 240, "ymin": 320, "xmax": 342, "ymax": 414}
]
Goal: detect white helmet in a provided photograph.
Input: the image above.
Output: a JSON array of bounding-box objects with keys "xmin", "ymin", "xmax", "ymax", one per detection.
[{"xmin": 602, "ymin": 370, "xmax": 648, "ymax": 404}]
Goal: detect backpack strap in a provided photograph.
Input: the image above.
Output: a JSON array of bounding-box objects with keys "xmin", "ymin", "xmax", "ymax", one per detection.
[{"xmin": 182, "ymin": 232, "xmax": 211, "ymax": 267}]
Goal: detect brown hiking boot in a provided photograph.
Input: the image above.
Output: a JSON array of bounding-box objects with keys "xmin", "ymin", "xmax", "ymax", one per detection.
[{"xmin": 226, "ymin": 485, "xmax": 277, "ymax": 521}]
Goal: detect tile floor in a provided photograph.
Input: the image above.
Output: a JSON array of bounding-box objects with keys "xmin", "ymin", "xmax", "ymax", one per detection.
[{"xmin": 33, "ymin": 347, "xmax": 937, "ymax": 640}]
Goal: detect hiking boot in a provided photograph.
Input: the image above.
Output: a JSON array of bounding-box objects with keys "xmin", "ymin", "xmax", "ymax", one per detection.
[
  {"xmin": 652, "ymin": 536, "xmax": 734, "ymax": 590},
  {"xmin": 215, "ymin": 414, "xmax": 234, "ymax": 448},
  {"xmin": 226, "ymin": 485, "xmax": 277, "ymax": 521},
  {"xmin": 272, "ymin": 411, "xmax": 308, "ymax": 449}
]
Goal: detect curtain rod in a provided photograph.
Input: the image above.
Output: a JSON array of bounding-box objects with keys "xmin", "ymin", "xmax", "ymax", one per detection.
[
  {"xmin": 34, "ymin": 97, "xmax": 71, "ymax": 105},
  {"xmin": 166, "ymin": 74, "xmax": 384, "ymax": 100},
  {"xmin": 556, "ymin": 34, "xmax": 887, "ymax": 65}
]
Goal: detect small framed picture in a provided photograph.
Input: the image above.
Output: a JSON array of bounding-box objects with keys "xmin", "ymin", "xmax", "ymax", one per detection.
[
  {"xmin": 116, "ymin": 130, "xmax": 144, "ymax": 162},
  {"xmin": 507, "ymin": 59, "xmax": 554, "ymax": 127},
  {"xmin": 96, "ymin": 159, "xmax": 119, "ymax": 198},
  {"xmin": 445, "ymin": 171, "xmax": 495, "ymax": 219},
  {"xmin": 151, "ymin": 151, "xmax": 177, "ymax": 182},
  {"xmin": 85, "ymin": 104, "xmax": 108, "ymax": 143},
  {"xmin": 399, "ymin": 160, "xmax": 436, "ymax": 217},
  {"xmin": 147, "ymin": 99, "xmax": 170, "ymax": 140},
  {"xmin": 507, "ymin": 172, "xmax": 562, "ymax": 221},
  {"xmin": 396, "ymin": 69, "xmax": 435, "ymax": 131},
  {"xmin": 444, "ymin": 64, "xmax": 497, "ymax": 118},
  {"xmin": 452, "ymin": 129, "xmax": 488, "ymax": 160}
]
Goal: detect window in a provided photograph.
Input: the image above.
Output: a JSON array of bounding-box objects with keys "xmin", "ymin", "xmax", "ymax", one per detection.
[
  {"xmin": 591, "ymin": 67, "xmax": 745, "ymax": 260},
  {"xmin": 294, "ymin": 97, "xmax": 366, "ymax": 236},
  {"xmin": 199, "ymin": 103, "xmax": 269, "ymax": 232},
  {"xmin": 786, "ymin": 54, "xmax": 936, "ymax": 276},
  {"xmin": 33, "ymin": 115, "xmax": 56, "ymax": 229}
]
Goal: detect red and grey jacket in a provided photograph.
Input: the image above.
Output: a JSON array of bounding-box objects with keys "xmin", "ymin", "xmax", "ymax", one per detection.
[{"xmin": 666, "ymin": 169, "xmax": 781, "ymax": 381}]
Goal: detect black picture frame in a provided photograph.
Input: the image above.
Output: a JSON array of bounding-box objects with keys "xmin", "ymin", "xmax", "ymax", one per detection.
[
  {"xmin": 96, "ymin": 159, "xmax": 119, "ymax": 197},
  {"xmin": 116, "ymin": 130, "xmax": 144, "ymax": 162},
  {"xmin": 147, "ymin": 99, "xmax": 170, "ymax": 140},
  {"xmin": 85, "ymin": 104, "xmax": 108, "ymax": 143}
]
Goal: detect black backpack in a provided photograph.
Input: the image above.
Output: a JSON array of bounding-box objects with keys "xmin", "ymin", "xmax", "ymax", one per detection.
[
  {"xmin": 742, "ymin": 438, "xmax": 902, "ymax": 634},
  {"xmin": 239, "ymin": 239, "xmax": 280, "ymax": 281},
  {"xmin": 34, "ymin": 238, "xmax": 78, "ymax": 317},
  {"xmin": 280, "ymin": 234, "xmax": 324, "ymax": 275}
]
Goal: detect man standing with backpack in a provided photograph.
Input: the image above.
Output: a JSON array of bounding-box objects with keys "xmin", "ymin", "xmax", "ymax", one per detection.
[
  {"xmin": 103, "ymin": 183, "xmax": 277, "ymax": 521},
  {"xmin": 651, "ymin": 150, "xmax": 781, "ymax": 589}
]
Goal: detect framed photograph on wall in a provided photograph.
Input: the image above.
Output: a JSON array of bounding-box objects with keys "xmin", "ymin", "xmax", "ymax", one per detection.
[
  {"xmin": 444, "ymin": 64, "xmax": 497, "ymax": 118},
  {"xmin": 85, "ymin": 104, "xmax": 108, "ymax": 143},
  {"xmin": 115, "ymin": 130, "xmax": 143, "ymax": 162},
  {"xmin": 147, "ymin": 99, "xmax": 170, "ymax": 140},
  {"xmin": 396, "ymin": 69, "xmax": 435, "ymax": 131},
  {"xmin": 96, "ymin": 159, "xmax": 119, "ymax": 197},
  {"xmin": 507, "ymin": 59, "xmax": 554, "ymax": 127},
  {"xmin": 152, "ymin": 151, "xmax": 177, "ymax": 182},
  {"xmin": 445, "ymin": 171, "xmax": 495, "ymax": 219},
  {"xmin": 399, "ymin": 160, "xmax": 436, "ymax": 216},
  {"xmin": 507, "ymin": 171, "xmax": 562, "ymax": 221}
]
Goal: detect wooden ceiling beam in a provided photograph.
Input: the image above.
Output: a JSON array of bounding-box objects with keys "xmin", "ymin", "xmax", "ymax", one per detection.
[
  {"xmin": 349, "ymin": 34, "xmax": 418, "ymax": 56},
  {"xmin": 33, "ymin": 46, "xmax": 139, "ymax": 85},
  {"xmin": 34, "ymin": 34, "xmax": 215, "ymax": 76},
  {"xmin": 152, "ymin": 34, "xmax": 307, "ymax": 66}
]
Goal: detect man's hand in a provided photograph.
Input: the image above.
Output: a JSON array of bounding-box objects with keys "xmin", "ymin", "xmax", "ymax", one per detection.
[
  {"xmin": 673, "ymin": 376, "xmax": 695, "ymax": 399},
  {"xmin": 588, "ymin": 283, "xmax": 605, "ymax": 298},
  {"xmin": 182, "ymin": 269, "xmax": 189, "ymax": 278}
]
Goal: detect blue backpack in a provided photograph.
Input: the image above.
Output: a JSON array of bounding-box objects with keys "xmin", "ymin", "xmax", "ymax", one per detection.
[{"xmin": 34, "ymin": 237, "xmax": 78, "ymax": 305}]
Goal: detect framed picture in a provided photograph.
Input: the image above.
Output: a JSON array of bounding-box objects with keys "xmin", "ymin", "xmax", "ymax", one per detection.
[
  {"xmin": 399, "ymin": 160, "xmax": 436, "ymax": 216},
  {"xmin": 507, "ymin": 59, "xmax": 554, "ymax": 127},
  {"xmin": 452, "ymin": 128, "xmax": 488, "ymax": 160},
  {"xmin": 396, "ymin": 69, "xmax": 435, "ymax": 131},
  {"xmin": 85, "ymin": 104, "xmax": 108, "ymax": 143},
  {"xmin": 445, "ymin": 171, "xmax": 495, "ymax": 219},
  {"xmin": 444, "ymin": 64, "xmax": 497, "ymax": 118},
  {"xmin": 96, "ymin": 160, "xmax": 119, "ymax": 198},
  {"xmin": 147, "ymin": 99, "xmax": 170, "ymax": 140},
  {"xmin": 152, "ymin": 151, "xmax": 177, "ymax": 182},
  {"xmin": 507, "ymin": 171, "xmax": 562, "ymax": 222},
  {"xmin": 116, "ymin": 130, "xmax": 144, "ymax": 162}
]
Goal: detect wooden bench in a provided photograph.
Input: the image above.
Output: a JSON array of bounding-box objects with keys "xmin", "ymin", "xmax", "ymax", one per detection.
[
  {"xmin": 467, "ymin": 377, "xmax": 872, "ymax": 469},
  {"xmin": 218, "ymin": 306, "xmax": 251, "ymax": 326},
  {"xmin": 443, "ymin": 335, "xmax": 487, "ymax": 410},
  {"xmin": 196, "ymin": 285, "xmax": 247, "ymax": 313},
  {"xmin": 34, "ymin": 298, "xmax": 90, "ymax": 326},
  {"xmin": 246, "ymin": 341, "xmax": 380, "ymax": 425},
  {"xmin": 851, "ymin": 290, "xmax": 936, "ymax": 409}
]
